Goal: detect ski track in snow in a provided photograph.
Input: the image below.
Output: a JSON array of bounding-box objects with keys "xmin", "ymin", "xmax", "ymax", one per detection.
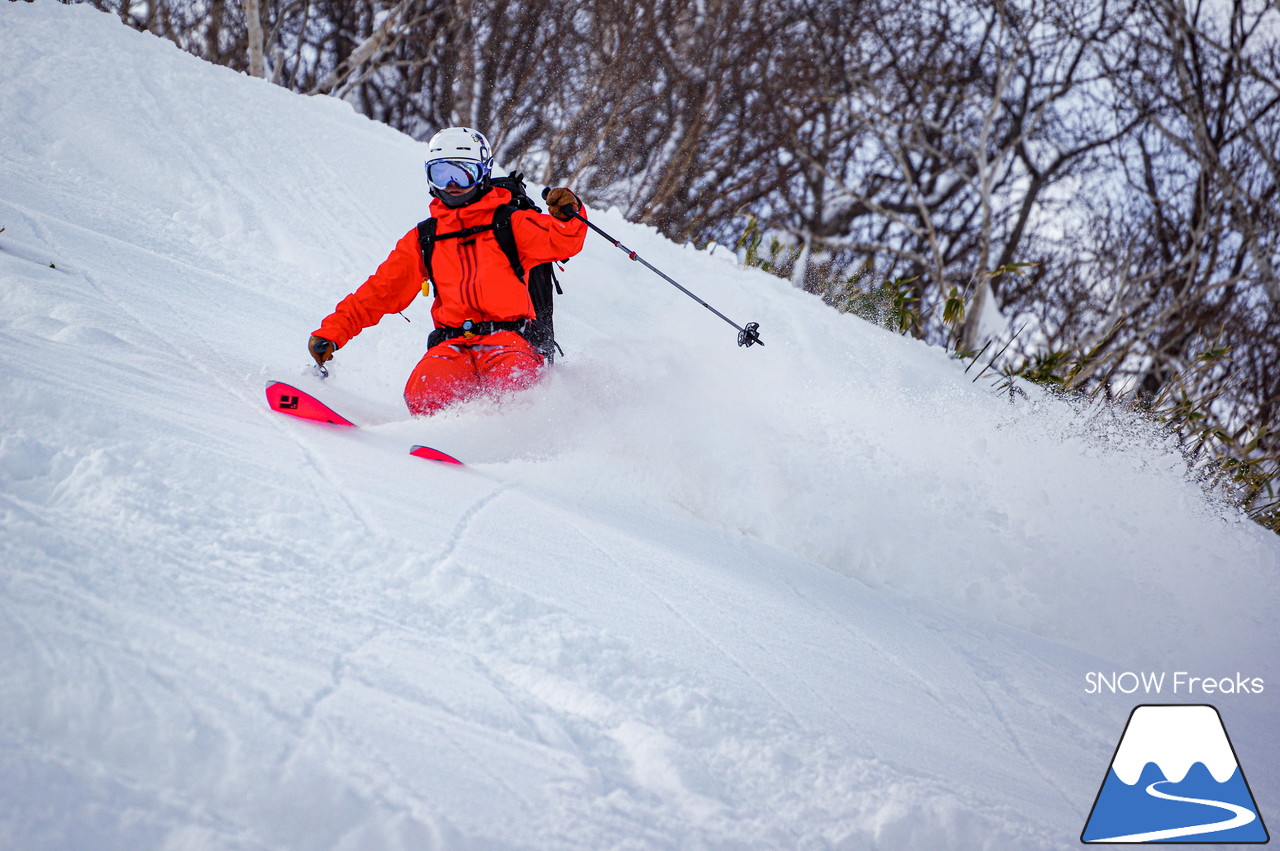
[
  {"xmin": 569, "ymin": 512, "xmax": 810, "ymax": 734},
  {"xmin": 3, "ymin": 3, "xmax": 1279, "ymax": 849}
]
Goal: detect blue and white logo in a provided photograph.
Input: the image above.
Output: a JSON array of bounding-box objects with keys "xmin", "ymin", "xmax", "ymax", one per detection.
[{"xmin": 1082, "ymin": 705, "xmax": 1269, "ymax": 844}]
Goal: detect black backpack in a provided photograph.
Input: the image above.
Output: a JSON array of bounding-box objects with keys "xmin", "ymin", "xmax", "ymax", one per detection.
[{"xmin": 416, "ymin": 172, "xmax": 564, "ymax": 362}]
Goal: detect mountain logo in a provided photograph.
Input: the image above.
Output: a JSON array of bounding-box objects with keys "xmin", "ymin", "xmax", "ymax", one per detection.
[{"xmin": 1082, "ymin": 704, "xmax": 1269, "ymax": 844}]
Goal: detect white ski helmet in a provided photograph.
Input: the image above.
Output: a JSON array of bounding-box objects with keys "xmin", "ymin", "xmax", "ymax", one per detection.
[{"xmin": 424, "ymin": 126, "xmax": 494, "ymax": 207}]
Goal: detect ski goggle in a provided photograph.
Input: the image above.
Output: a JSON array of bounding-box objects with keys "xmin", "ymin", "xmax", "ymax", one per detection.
[{"xmin": 425, "ymin": 159, "xmax": 485, "ymax": 190}]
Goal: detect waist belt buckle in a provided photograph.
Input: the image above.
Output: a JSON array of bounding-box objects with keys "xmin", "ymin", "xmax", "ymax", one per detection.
[{"xmin": 462, "ymin": 319, "xmax": 476, "ymax": 339}]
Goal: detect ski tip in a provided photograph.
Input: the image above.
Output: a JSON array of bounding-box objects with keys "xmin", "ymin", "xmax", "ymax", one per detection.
[
  {"xmin": 410, "ymin": 445, "xmax": 464, "ymax": 466},
  {"xmin": 265, "ymin": 379, "xmax": 302, "ymax": 394}
]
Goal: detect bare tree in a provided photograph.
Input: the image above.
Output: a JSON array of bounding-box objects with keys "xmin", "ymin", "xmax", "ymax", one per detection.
[
  {"xmin": 1060, "ymin": 0, "xmax": 1279, "ymax": 442},
  {"xmin": 772, "ymin": 0, "xmax": 1124, "ymax": 347}
]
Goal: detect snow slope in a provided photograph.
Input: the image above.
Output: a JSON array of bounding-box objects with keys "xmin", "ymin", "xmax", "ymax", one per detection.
[{"xmin": 2, "ymin": 3, "xmax": 1277, "ymax": 848}]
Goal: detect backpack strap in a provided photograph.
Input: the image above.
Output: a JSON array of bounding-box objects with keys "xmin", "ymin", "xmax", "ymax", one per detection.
[
  {"xmin": 416, "ymin": 203, "xmax": 531, "ymax": 291},
  {"xmin": 417, "ymin": 216, "xmax": 519, "ymax": 290},
  {"xmin": 433, "ymin": 222, "xmax": 500, "ymax": 242},
  {"xmin": 490, "ymin": 204, "xmax": 526, "ymax": 283},
  {"xmin": 416, "ymin": 218, "xmax": 438, "ymax": 295}
]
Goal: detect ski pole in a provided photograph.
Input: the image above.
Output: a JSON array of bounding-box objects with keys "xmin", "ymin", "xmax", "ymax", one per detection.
[{"xmin": 547, "ymin": 193, "xmax": 763, "ymax": 347}]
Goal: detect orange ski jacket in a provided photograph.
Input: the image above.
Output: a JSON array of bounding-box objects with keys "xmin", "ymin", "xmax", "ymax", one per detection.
[{"xmin": 313, "ymin": 187, "xmax": 587, "ymax": 349}]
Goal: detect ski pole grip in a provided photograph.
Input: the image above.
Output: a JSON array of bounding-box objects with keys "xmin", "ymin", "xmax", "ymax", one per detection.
[{"xmin": 542, "ymin": 186, "xmax": 586, "ymax": 223}]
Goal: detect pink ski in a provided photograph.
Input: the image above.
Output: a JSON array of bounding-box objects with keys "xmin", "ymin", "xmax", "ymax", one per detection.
[
  {"xmin": 265, "ymin": 381, "xmax": 356, "ymax": 426},
  {"xmin": 410, "ymin": 445, "xmax": 464, "ymax": 465}
]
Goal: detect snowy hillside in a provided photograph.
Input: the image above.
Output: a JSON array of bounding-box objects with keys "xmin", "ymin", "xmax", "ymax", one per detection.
[{"xmin": 2, "ymin": 3, "xmax": 1277, "ymax": 849}]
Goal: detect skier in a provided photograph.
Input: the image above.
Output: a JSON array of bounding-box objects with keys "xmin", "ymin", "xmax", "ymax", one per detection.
[{"xmin": 308, "ymin": 126, "xmax": 587, "ymax": 415}]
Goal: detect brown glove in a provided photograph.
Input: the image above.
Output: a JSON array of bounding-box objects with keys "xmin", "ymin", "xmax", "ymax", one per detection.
[
  {"xmin": 545, "ymin": 187, "xmax": 582, "ymax": 221},
  {"xmin": 308, "ymin": 335, "xmax": 337, "ymax": 366}
]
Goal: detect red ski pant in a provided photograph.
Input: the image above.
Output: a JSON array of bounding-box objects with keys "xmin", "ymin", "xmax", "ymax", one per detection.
[{"xmin": 403, "ymin": 330, "xmax": 544, "ymax": 416}]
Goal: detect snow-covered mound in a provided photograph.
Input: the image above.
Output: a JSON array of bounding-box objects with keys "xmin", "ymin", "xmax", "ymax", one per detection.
[{"xmin": 2, "ymin": 3, "xmax": 1276, "ymax": 849}]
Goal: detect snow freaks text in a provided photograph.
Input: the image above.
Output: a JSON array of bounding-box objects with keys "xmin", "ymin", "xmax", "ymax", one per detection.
[{"xmin": 1085, "ymin": 672, "xmax": 1265, "ymax": 696}]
